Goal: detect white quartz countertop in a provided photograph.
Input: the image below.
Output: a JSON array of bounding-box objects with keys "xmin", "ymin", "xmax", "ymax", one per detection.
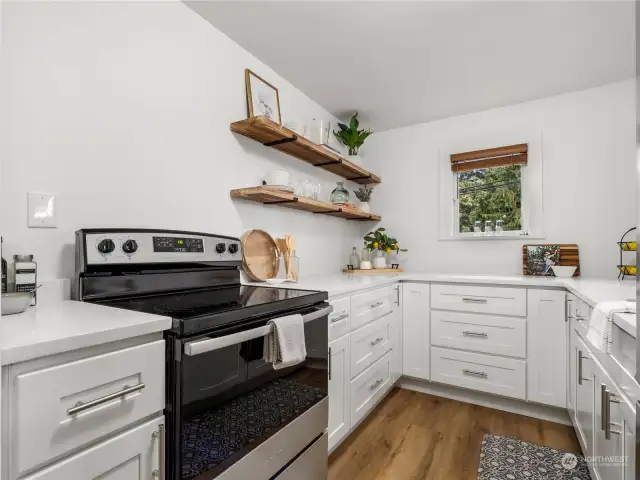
[
  {"xmin": 0, "ymin": 300, "xmax": 172, "ymax": 366},
  {"xmin": 246, "ymin": 272, "xmax": 636, "ymax": 335}
]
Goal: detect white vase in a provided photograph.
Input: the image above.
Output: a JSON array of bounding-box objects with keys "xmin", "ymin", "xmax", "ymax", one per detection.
[
  {"xmin": 348, "ymin": 154, "xmax": 362, "ymax": 166},
  {"xmin": 373, "ymin": 252, "xmax": 386, "ymax": 269},
  {"xmin": 358, "ymin": 201, "xmax": 370, "ymax": 213}
]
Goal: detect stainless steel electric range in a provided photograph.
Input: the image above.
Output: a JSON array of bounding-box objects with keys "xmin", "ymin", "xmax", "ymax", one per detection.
[{"xmin": 74, "ymin": 229, "xmax": 330, "ymax": 480}]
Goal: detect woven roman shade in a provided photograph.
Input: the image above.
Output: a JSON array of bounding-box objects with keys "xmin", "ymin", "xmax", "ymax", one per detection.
[{"xmin": 451, "ymin": 143, "xmax": 528, "ymax": 173}]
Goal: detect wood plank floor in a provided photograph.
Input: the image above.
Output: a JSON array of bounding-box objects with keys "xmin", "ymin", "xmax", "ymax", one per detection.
[{"xmin": 329, "ymin": 388, "xmax": 581, "ymax": 480}]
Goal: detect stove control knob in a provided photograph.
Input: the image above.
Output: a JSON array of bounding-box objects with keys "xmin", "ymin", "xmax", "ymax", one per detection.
[
  {"xmin": 215, "ymin": 243, "xmax": 227, "ymax": 254},
  {"xmin": 122, "ymin": 239, "xmax": 138, "ymax": 254},
  {"xmin": 97, "ymin": 238, "xmax": 115, "ymax": 255},
  {"xmin": 228, "ymin": 243, "xmax": 239, "ymax": 254}
]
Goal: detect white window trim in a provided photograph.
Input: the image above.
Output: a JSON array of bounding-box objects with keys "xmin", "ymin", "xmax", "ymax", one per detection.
[{"xmin": 438, "ymin": 132, "xmax": 544, "ymax": 241}]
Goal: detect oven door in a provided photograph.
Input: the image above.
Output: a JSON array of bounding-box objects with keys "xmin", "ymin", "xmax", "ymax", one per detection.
[{"xmin": 168, "ymin": 303, "xmax": 330, "ymax": 480}]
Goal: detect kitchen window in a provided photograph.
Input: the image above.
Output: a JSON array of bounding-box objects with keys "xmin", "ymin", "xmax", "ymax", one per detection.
[{"xmin": 439, "ymin": 139, "xmax": 543, "ymax": 240}]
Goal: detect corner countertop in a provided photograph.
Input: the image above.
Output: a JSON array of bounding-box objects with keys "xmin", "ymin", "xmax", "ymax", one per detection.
[
  {"xmin": 245, "ymin": 272, "xmax": 636, "ymax": 336},
  {"xmin": 1, "ymin": 299, "xmax": 172, "ymax": 366}
]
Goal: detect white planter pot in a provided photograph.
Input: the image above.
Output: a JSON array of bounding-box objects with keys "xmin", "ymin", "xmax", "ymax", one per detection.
[
  {"xmin": 348, "ymin": 155, "xmax": 362, "ymax": 166},
  {"xmin": 358, "ymin": 201, "xmax": 370, "ymax": 213},
  {"xmin": 373, "ymin": 254, "xmax": 387, "ymax": 269}
]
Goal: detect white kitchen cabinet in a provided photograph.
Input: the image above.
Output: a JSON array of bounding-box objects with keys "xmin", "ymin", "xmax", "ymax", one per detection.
[
  {"xmin": 567, "ymin": 296, "xmax": 576, "ymax": 423},
  {"xmin": 574, "ymin": 332, "xmax": 595, "ymax": 458},
  {"xmin": 390, "ymin": 284, "xmax": 402, "ymax": 383},
  {"xmin": 527, "ymin": 289, "xmax": 566, "ymax": 408},
  {"xmin": 623, "ymin": 415, "xmax": 635, "ymax": 480},
  {"xmin": 593, "ymin": 359, "xmax": 626, "ymax": 480},
  {"xmin": 328, "ymin": 335, "xmax": 350, "ymax": 451},
  {"xmin": 402, "ymin": 283, "xmax": 430, "ymax": 380},
  {"xmin": 22, "ymin": 416, "xmax": 164, "ymax": 480}
]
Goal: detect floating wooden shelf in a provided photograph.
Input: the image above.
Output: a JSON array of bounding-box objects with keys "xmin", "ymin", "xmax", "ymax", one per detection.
[
  {"xmin": 230, "ymin": 186, "xmax": 382, "ymax": 221},
  {"xmin": 230, "ymin": 116, "xmax": 381, "ymax": 185}
]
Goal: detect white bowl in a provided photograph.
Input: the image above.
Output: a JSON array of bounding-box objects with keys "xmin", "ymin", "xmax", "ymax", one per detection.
[
  {"xmin": 552, "ymin": 266, "xmax": 577, "ymax": 278},
  {"xmin": 1, "ymin": 292, "xmax": 33, "ymax": 315},
  {"xmin": 265, "ymin": 278, "xmax": 287, "ymax": 285}
]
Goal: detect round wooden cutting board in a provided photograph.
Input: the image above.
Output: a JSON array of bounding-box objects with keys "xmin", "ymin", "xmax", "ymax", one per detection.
[{"xmin": 242, "ymin": 230, "xmax": 279, "ymax": 281}]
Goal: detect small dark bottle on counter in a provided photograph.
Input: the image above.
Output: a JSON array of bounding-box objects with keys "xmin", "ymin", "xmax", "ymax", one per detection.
[{"xmin": 1, "ymin": 237, "xmax": 7, "ymax": 293}]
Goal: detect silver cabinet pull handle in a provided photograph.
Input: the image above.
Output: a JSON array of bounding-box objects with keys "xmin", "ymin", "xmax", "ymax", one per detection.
[
  {"xmin": 370, "ymin": 301, "xmax": 384, "ymax": 309},
  {"xmin": 152, "ymin": 424, "xmax": 165, "ymax": 479},
  {"xmin": 328, "ymin": 347, "xmax": 332, "ymax": 381},
  {"xmin": 67, "ymin": 383, "xmax": 146, "ymax": 416},
  {"xmin": 462, "ymin": 297, "xmax": 488, "ymax": 304},
  {"xmin": 463, "ymin": 369, "xmax": 488, "ymax": 379},
  {"xmin": 462, "ymin": 331, "xmax": 488, "ymax": 338},
  {"xmin": 369, "ymin": 378, "xmax": 384, "ymax": 390},
  {"xmin": 602, "ymin": 386, "xmax": 621, "ymax": 440},
  {"xmin": 330, "ymin": 313, "xmax": 349, "ymax": 324},
  {"xmin": 578, "ymin": 350, "xmax": 590, "ymax": 385},
  {"xmin": 395, "ymin": 286, "xmax": 400, "ymax": 306},
  {"xmin": 370, "ymin": 337, "xmax": 384, "ymax": 346}
]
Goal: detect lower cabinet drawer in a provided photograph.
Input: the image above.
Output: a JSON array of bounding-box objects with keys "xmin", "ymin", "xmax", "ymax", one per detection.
[
  {"xmin": 431, "ymin": 311, "xmax": 526, "ymax": 358},
  {"xmin": 350, "ymin": 286, "xmax": 394, "ymax": 331},
  {"xmin": 350, "ymin": 312, "xmax": 393, "ymax": 378},
  {"xmin": 12, "ymin": 340, "xmax": 165, "ymax": 477},
  {"xmin": 350, "ymin": 350, "xmax": 393, "ymax": 428},
  {"xmin": 329, "ymin": 296, "xmax": 351, "ymax": 342},
  {"xmin": 431, "ymin": 284, "xmax": 526, "ymax": 317},
  {"xmin": 22, "ymin": 416, "xmax": 164, "ymax": 479},
  {"xmin": 431, "ymin": 347, "xmax": 526, "ymax": 400},
  {"xmin": 274, "ymin": 433, "xmax": 328, "ymax": 480}
]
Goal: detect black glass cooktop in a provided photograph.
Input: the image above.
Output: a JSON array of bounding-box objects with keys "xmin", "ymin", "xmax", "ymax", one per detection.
[{"xmin": 96, "ymin": 285, "xmax": 327, "ymax": 336}]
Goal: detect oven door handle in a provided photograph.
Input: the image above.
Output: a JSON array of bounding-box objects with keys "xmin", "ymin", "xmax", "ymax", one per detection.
[{"xmin": 184, "ymin": 305, "xmax": 333, "ymax": 356}]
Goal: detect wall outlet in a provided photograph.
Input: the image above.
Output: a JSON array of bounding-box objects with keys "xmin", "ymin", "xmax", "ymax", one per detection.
[{"xmin": 28, "ymin": 192, "xmax": 57, "ymax": 228}]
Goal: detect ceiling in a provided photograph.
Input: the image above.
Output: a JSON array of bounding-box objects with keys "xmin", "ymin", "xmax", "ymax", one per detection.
[{"xmin": 188, "ymin": 1, "xmax": 635, "ymax": 131}]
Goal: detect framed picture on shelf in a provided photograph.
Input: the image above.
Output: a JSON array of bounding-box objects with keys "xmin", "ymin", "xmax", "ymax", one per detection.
[
  {"xmin": 526, "ymin": 245, "xmax": 560, "ymax": 276},
  {"xmin": 245, "ymin": 69, "xmax": 282, "ymax": 124}
]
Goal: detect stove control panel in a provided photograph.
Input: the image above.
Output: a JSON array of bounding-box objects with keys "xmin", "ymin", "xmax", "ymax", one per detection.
[{"xmin": 80, "ymin": 230, "xmax": 242, "ymax": 266}]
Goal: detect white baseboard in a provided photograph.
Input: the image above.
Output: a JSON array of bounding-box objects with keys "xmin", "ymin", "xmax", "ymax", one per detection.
[{"xmin": 398, "ymin": 377, "xmax": 571, "ymax": 426}]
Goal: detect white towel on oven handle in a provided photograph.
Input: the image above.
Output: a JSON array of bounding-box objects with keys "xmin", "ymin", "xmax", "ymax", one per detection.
[{"xmin": 263, "ymin": 314, "xmax": 307, "ymax": 370}]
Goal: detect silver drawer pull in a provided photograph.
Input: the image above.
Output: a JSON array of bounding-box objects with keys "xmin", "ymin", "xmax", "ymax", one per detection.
[
  {"xmin": 462, "ymin": 331, "xmax": 488, "ymax": 338},
  {"xmin": 68, "ymin": 383, "xmax": 146, "ymax": 416},
  {"xmin": 462, "ymin": 297, "xmax": 488, "ymax": 304},
  {"xmin": 578, "ymin": 350, "xmax": 590, "ymax": 385},
  {"xmin": 152, "ymin": 423, "xmax": 165, "ymax": 479},
  {"xmin": 370, "ymin": 301, "xmax": 384, "ymax": 309},
  {"xmin": 369, "ymin": 378, "xmax": 384, "ymax": 390},
  {"xmin": 463, "ymin": 369, "xmax": 488, "ymax": 379},
  {"xmin": 330, "ymin": 313, "xmax": 349, "ymax": 324},
  {"xmin": 370, "ymin": 337, "xmax": 384, "ymax": 346},
  {"xmin": 601, "ymin": 385, "xmax": 621, "ymax": 440}
]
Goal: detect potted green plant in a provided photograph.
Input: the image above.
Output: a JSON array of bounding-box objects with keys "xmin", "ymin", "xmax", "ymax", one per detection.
[
  {"xmin": 354, "ymin": 186, "xmax": 373, "ymax": 213},
  {"xmin": 364, "ymin": 227, "xmax": 408, "ymax": 269},
  {"xmin": 333, "ymin": 112, "xmax": 372, "ymax": 165}
]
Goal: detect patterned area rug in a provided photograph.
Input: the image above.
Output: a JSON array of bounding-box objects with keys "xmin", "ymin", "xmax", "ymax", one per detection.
[
  {"xmin": 182, "ymin": 378, "xmax": 325, "ymax": 480},
  {"xmin": 477, "ymin": 434, "xmax": 591, "ymax": 479}
]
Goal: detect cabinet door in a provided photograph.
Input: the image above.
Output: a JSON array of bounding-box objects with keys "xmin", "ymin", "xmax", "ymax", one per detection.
[
  {"xmin": 623, "ymin": 414, "xmax": 634, "ymax": 480},
  {"xmin": 593, "ymin": 364, "xmax": 625, "ymax": 480},
  {"xmin": 23, "ymin": 416, "xmax": 164, "ymax": 479},
  {"xmin": 328, "ymin": 335, "xmax": 350, "ymax": 451},
  {"xmin": 567, "ymin": 297, "xmax": 576, "ymax": 420},
  {"xmin": 390, "ymin": 284, "xmax": 402, "ymax": 383},
  {"xmin": 575, "ymin": 334, "xmax": 594, "ymax": 458},
  {"xmin": 402, "ymin": 283, "xmax": 430, "ymax": 380},
  {"xmin": 527, "ymin": 289, "xmax": 567, "ymax": 408}
]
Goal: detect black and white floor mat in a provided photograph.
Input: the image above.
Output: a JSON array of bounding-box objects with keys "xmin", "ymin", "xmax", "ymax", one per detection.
[{"xmin": 477, "ymin": 433, "xmax": 591, "ymax": 479}]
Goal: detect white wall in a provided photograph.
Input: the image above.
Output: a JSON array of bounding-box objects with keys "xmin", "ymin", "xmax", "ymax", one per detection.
[
  {"xmin": 0, "ymin": 1, "xmax": 366, "ymax": 281},
  {"xmin": 365, "ymin": 80, "xmax": 636, "ymax": 278}
]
